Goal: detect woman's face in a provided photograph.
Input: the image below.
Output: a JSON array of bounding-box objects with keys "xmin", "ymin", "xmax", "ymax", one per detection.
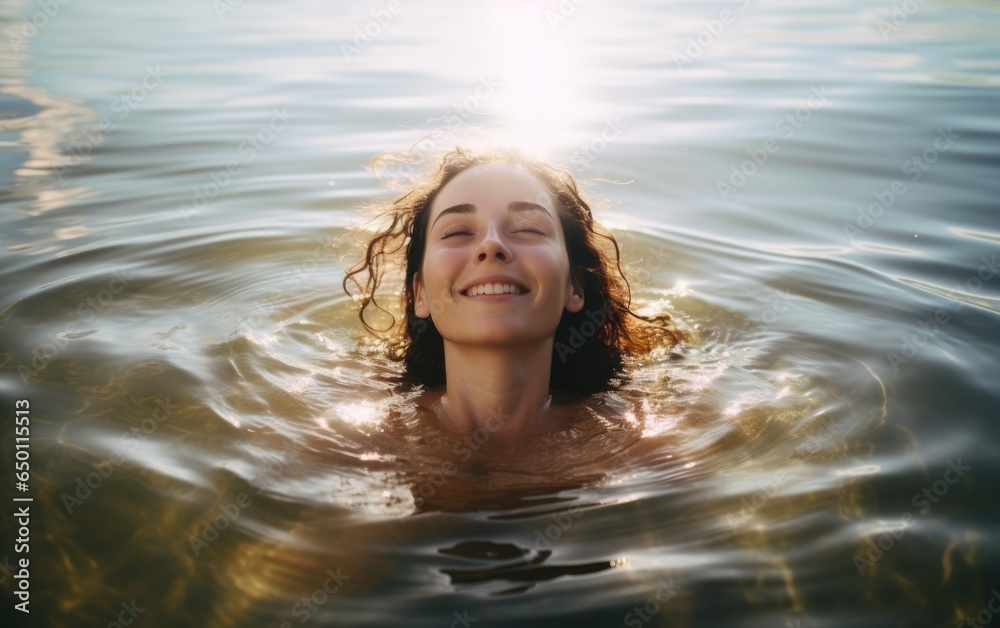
[{"xmin": 413, "ymin": 162, "xmax": 584, "ymax": 347}]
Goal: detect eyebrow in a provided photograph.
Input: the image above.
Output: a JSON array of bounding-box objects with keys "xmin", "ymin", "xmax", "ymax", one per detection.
[{"xmin": 430, "ymin": 201, "xmax": 554, "ymax": 230}]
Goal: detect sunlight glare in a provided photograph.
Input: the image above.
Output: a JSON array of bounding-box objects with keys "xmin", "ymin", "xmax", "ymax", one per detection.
[
  {"xmin": 335, "ymin": 401, "xmax": 382, "ymax": 427},
  {"xmin": 491, "ymin": 0, "xmax": 579, "ymax": 154}
]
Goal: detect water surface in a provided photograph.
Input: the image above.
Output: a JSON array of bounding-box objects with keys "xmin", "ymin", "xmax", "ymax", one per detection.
[{"xmin": 2, "ymin": 0, "xmax": 999, "ymax": 626}]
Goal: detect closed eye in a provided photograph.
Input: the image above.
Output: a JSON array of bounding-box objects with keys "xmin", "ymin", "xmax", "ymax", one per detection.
[
  {"xmin": 514, "ymin": 227, "xmax": 546, "ymax": 234},
  {"xmin": 442, "ymin": 227, "xmax": 546, "ymax": 238}
]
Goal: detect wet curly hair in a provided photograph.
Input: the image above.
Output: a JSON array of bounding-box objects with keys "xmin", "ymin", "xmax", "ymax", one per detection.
[{"xmin": 342, "ymin": 146, "xmax": 686, "ymax": 395}]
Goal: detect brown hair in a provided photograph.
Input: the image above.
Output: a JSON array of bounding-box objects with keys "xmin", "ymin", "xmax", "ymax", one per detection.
[{"xmin": 342, "ymin": 146, "xmax": 686, "ymax": 395}]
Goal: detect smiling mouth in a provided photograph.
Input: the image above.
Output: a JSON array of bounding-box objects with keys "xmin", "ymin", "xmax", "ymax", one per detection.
[{"xmin": 461, "ymin": 283, "xmax": 527, "ymax": 297}]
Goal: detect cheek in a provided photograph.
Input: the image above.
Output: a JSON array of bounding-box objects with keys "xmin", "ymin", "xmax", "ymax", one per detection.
[
  {"xmin": 421, "ymin": 248, "xmax": 463, "ymax": 287},
  {"xmin": 526, "ymin": 246, "xmax": 570, "ymax": 282}
]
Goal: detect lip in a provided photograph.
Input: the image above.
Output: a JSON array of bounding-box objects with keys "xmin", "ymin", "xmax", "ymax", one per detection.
[{"xmin": 459, "ymin": 274, "xmax": 530, "ymax": 297}]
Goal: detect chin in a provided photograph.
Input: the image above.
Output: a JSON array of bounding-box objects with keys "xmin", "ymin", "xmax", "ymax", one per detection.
[{"xmin": 446, "ymin": 325, "xmax": 534, "ymax": 346}]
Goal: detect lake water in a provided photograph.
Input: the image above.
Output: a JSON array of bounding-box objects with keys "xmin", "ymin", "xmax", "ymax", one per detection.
[{"xmin": 2, "ymin": 0, "xmax": 999, "ymax": 626}]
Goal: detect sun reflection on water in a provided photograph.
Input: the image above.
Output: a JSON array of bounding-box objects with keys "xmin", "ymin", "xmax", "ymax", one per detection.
[
  {"xmin": 334, "ymin": 400, "xmax": 383, "ymax": 427},
  {"xmin": 490, "ymin": 0, "xmax": 584, "ymax": 154}
]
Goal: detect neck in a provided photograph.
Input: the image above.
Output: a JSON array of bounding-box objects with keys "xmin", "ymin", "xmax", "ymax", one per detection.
[{"xmin": 437, "ymin": 338, "xmax": 555, "ymax": 442}]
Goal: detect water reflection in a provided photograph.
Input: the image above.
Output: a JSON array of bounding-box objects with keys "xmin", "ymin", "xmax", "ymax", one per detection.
[
  {"xmin": 2, "ymin": 0, "xmax": 999, "ymax": 625},
  {"xmin": 491, "ymin": 0, "xmax": 579, "ymax": 153},
  {"xmin": 440, "ymin": 541, "xmax": 616, "ymax": 593}
]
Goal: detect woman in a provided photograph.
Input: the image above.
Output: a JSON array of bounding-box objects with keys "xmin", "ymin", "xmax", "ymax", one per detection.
[{"xmin": 343, "ymin": 147, "xmax": 685, "ymax": 443}]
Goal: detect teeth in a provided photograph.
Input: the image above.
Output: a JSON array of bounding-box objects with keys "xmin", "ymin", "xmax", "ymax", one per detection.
[{"xmin": 465, "ymin": 283, "xmax": 522, "ymax": 296}]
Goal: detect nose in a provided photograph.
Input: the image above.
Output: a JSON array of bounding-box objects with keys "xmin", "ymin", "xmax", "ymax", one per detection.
[{"xmin": 475, "ymin": 224, "xmax": 512, "ymax": 263}]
